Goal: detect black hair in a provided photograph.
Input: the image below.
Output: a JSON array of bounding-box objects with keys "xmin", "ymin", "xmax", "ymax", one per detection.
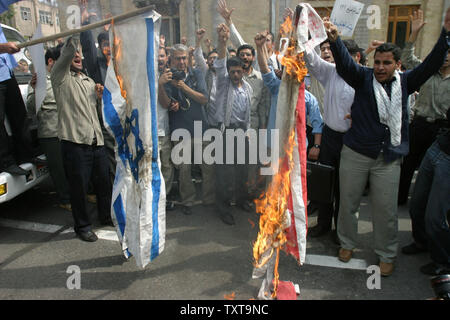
[
  {"xmin": 207, "ymin": 49, "xmax": 218, "ymax": 59},
  {"xmin": 97, "ymin": 31, "xmax": 109, "ymax": 47},
  {"xmin": 45, "ymin": 47, "xmax": 61, "ymax": 65},
  {"xmin": 159, "ymin": 46, "xmax": 168, "ymax": 56},
  {"xmin": 343, "ymin": 39, "xmax": 361, "ymax": 56},
  {"xmin": 226, "ymin": 57, "xmax": 244, "ymax": 71},
  {"xmin": 237, "ymin": 44, "xmax": 255, "ymax": 57},
  {"xmin": 267, "ymin": 31, "xmax": 275, "ymax": 42},
  {"xmin": 319, "ymin": 39, "xmax": 330, "ymax": 49},
  {"xmin": 228, "ymin": 47, "xmax": 236, "ymax": 54},
  {"xmin": 375, "ymin": 43, "xmax": 402, "ymax": 62},
  {"xmin": 358, "ymin": 48, "xmax": 367, "ymax": 65}
]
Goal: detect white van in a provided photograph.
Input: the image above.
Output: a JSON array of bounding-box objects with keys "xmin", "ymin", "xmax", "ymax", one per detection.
[{"xmin": 0, "ymin": 24, "xmax": 49, "ymax": 203}]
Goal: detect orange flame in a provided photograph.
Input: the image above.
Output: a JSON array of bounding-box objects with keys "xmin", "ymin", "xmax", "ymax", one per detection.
[
  {"xmin": 224, "ymin": 292, "xmax": 236, "ymax": 300},
  {"xmin": 253, "ymin": 129, "xmax": 297, "ymax": 298},
  {"xmin": 280, "ymin": 15, "xmax": 293, "ymax": 35},
  {"xmin": 281, "ymin": 40, "xmax": 308, "ymax": 83},
  {"xmin": 112, "ymin": 22, "xmax": 128, "ymax": 101}
]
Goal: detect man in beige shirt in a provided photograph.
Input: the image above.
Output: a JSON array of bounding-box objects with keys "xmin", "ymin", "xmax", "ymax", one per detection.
[
  {"xmin": 398, "ymin": 10, "xmax": 450, "ymax": 206},
  {"xmin": 51, "ymin": 34, "xmax": 112, "ymax": 242},
  {"xmin": 27, "ymin": 47, "xmax": 70, "ymax": 211}
]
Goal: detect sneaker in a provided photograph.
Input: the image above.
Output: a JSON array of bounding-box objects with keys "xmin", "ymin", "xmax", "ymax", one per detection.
[
  {"xmin": 420, "ymin": 262, "xmax": 450, "ymax": 276},
  {"xmin": 401, "ymin": 242, "xmax": 428, "ymax": 255}
]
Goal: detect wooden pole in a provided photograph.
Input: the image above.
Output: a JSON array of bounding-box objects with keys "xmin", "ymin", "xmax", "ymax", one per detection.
[{"xmin": 17, "ymin": 5, "xmax": 156, "ymax": 49}]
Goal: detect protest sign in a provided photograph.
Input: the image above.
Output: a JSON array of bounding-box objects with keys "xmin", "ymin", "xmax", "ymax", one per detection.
[{"xmin": 330, "ymin": 0, "xmax": 365, "ymax": 37}]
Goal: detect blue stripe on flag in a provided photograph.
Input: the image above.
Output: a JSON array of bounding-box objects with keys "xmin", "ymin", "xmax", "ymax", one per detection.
[
  {"xmin": 146, "ymin": 17, "xmax": 162, "ymax": 261},
  {"xmin": 0, "ymin": 0, "xmax": 20, "ymax": 15},
  {"xmin": 103, "ymin": 87, "xmax": 128, "ymax": 167},
  {"xmin": 113, "ymin": 194, "xmax": 126, "ymax": 237}
]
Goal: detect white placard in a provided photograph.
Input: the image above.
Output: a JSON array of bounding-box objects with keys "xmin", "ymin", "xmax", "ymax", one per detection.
[
  {"xmin": 28, "ymin": 24, "xmax": 46, "ymax": 114},
  {"xmin": 330, "ymin": 0, "xmax": 365, "ymax": 37}
]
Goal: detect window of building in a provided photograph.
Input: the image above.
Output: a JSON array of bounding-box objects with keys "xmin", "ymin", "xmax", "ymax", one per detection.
[
  {"xmin": 161, "ymin": 17, "xmax": 180, "ymax": 46},
  {"xmin": 387, "ymin": 5, "xmax": 420, "ymax": 49},
  {"xmin": 20, "ymin": 7, "xmax": 32, "ymax": 21},
  {"xmin": 39, "ymin": 10, "xmax": 53, "ymax": 25}
]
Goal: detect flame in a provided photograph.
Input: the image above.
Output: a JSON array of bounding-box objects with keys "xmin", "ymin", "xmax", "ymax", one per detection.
[
  {"xmin": 224, "ymin": 292, "xmax": 236, "ymax": 300},
  {"xmin": 281, "ymin": 39, "xmax": 308, "ymax": 83},
  {"xmin": 112, "ymin": 21, "xmax": 128, "ymax": 101},
  {"xmin": 280, "ymin": 15, "xmax": 293, "ymax": 35},
  {"xmin": 253, "ymin": 129, "xmax": 297, "ymax": 298}
]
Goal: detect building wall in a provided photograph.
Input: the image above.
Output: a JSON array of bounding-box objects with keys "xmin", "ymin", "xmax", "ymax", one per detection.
[{"xmin": 12, "ymin": 0, "xmax": 61, "ymax": 41}]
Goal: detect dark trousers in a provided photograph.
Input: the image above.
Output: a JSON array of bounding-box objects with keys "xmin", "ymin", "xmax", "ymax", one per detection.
[
  {"xmin": 61, "ymin": 140, "xmax": 112, "ymax": 233},
  {"xmin": 215, "ymin": 128, "xmax": 249, "ymax": 207},
  {"xmin": 40, "ymin": 137, "xmax": 70, "ymax": 205},
  {"xmin": 0, "ymin": 77, "xmax": 33, "ymax": 169},
  {"xmin": 409, "ymin": 142, "xmax": 450, "ymax": 266},
  {"xmin": 398, "ymin": 117, "xmax": 443, "ymax": 204},
  {"xmin": 316, "ymin": 125, "xmax": 345, "ymax": 230}
]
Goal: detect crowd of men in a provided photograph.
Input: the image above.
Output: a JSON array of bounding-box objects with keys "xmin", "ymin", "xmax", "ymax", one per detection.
[{"xmin": 0, "ymin": 0, "xmax": 449, "ymax": 278}]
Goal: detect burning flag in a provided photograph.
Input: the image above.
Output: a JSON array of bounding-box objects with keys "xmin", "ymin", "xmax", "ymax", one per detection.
[
  {"xmin": 252, "ymin": 3, "xmax": 327, "ymax": 299},
  {"xmin": 102, "ymin": 10, "xmax": 165, "ymax": 268}
]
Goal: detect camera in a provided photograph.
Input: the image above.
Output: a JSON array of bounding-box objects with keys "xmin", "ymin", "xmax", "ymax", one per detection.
[
  {"xmin": 431, "ymin": 274, "xmax": 450, "ymax": 300},
  {"xmin": 170, "ymin": 68, "xmax": 186, "ymax": 81}
]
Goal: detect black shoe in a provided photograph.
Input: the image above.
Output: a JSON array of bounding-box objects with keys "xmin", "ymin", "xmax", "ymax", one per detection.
[
  {"xmin": 401, "ymin": 242, "xmax": 428, "ymax": 255},
  {"xmin": 308, "ymin": 225, "xmax": 330, "ymax": 238},
  {"xmin": 76, "ymin": 230, "xmax": 98, "ymax": 242},
  {"xmin": 217, "ymin": 205, "xmax": 235, "ymax": 225},
  {"xmin": 420, "ymin": 262, "xmax": 450, "ymax": 276},
  {"xmin": 166, "ymin": 201, "xmax": 175, "ymax": 211},
  {"xmin": 220, "ymin": 212, "xmax": 235, "ymax": 225},
  {"xmin": 182, "ymin": 206, "xmax": 193, "ymax": 215},
  {"xmin": 3, "ymin": 164, "xmax": 28, "ymax": 176}
]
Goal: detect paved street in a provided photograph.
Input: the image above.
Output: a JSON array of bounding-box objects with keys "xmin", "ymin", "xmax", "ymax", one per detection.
[{"xmin": 0, "ymin": 177, "xmax": 437, "ymax": 300}]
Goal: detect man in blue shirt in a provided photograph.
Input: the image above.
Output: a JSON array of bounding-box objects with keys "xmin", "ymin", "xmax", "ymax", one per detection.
[
  {"xmin": 0, "ymin": 27, "xmax": 34, "ymax": 175},
  {"xmin": 254, "ymin": 32, "xmax": 323, "ymax": 158},
  {"xmin": 324, "ymin": 12, "xmax": 450, "ymax": 276}
]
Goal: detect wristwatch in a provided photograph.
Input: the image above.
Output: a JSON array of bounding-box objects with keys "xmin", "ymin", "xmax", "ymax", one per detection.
[{"xmin": 313, "ymin": 144, "xmax": 321, "ymax": 149}]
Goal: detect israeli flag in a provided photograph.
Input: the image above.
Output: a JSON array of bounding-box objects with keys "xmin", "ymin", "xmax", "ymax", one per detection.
[{"xmin": 102, "ymin": 11, "xmax": 165, "ymax": 268}]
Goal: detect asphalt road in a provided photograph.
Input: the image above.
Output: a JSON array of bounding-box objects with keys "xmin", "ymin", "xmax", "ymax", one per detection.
[{"xmin": 0, "ymin": 177, "xmax": 437, "ymax": 301}]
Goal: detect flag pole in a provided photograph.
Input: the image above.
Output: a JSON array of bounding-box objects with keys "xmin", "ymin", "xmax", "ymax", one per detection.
[{"xmin": 17, "ymin": 5, "xmax": 156, "ymax": 49}]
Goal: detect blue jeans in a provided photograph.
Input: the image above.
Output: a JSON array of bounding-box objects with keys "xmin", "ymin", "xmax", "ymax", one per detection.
[{"xmin": 409, "ymin": 141, "xmax": 450, "ymax": 266}]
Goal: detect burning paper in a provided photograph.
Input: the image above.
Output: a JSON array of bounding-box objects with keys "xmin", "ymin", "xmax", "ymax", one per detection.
[{"xmin": 102, "ymin": 11, "xmax": 166, "ymax": 268}]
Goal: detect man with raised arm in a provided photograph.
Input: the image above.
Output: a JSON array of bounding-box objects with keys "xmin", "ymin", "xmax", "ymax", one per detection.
[
  {"xmin": 324, "ymin": 10, "xmax": 450, "ymax": 276},
  {"xmin": 398, "ymin": 9, "xmax": 450, "ymax": 207},
  {"xmin": 213, "ymin": 23, "xmax": 253, "ymax": 225},
  {"xmin": 51, "ymin": 33, "xmax": 113, "ymax": 242}
]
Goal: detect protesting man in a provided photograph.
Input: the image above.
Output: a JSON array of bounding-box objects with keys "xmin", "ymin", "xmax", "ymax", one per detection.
[
  {"xmin": 213, "ymin": 23, "xmax": 253, "ymax": 225},
  {"xmin": 324, "ymin": 11, "xmax": 450, "ymax": 276},
  {"xmin": 0, "ymin": 28, "xmax": 35, "ymax": 175},
  {"xmin": 27, "ymin": 47, "xmax": 71, "ymax": 211},
  {"xmin": 398, "ymin": 9, "xmax": 450, "ymax": 206},
  {"xmin": 51, "ymin": 33, "xmax": 113, "ymax": 242},
  {"xmin": 158, "ymin": 44, "xmax": 215, "ymax": 216}
]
